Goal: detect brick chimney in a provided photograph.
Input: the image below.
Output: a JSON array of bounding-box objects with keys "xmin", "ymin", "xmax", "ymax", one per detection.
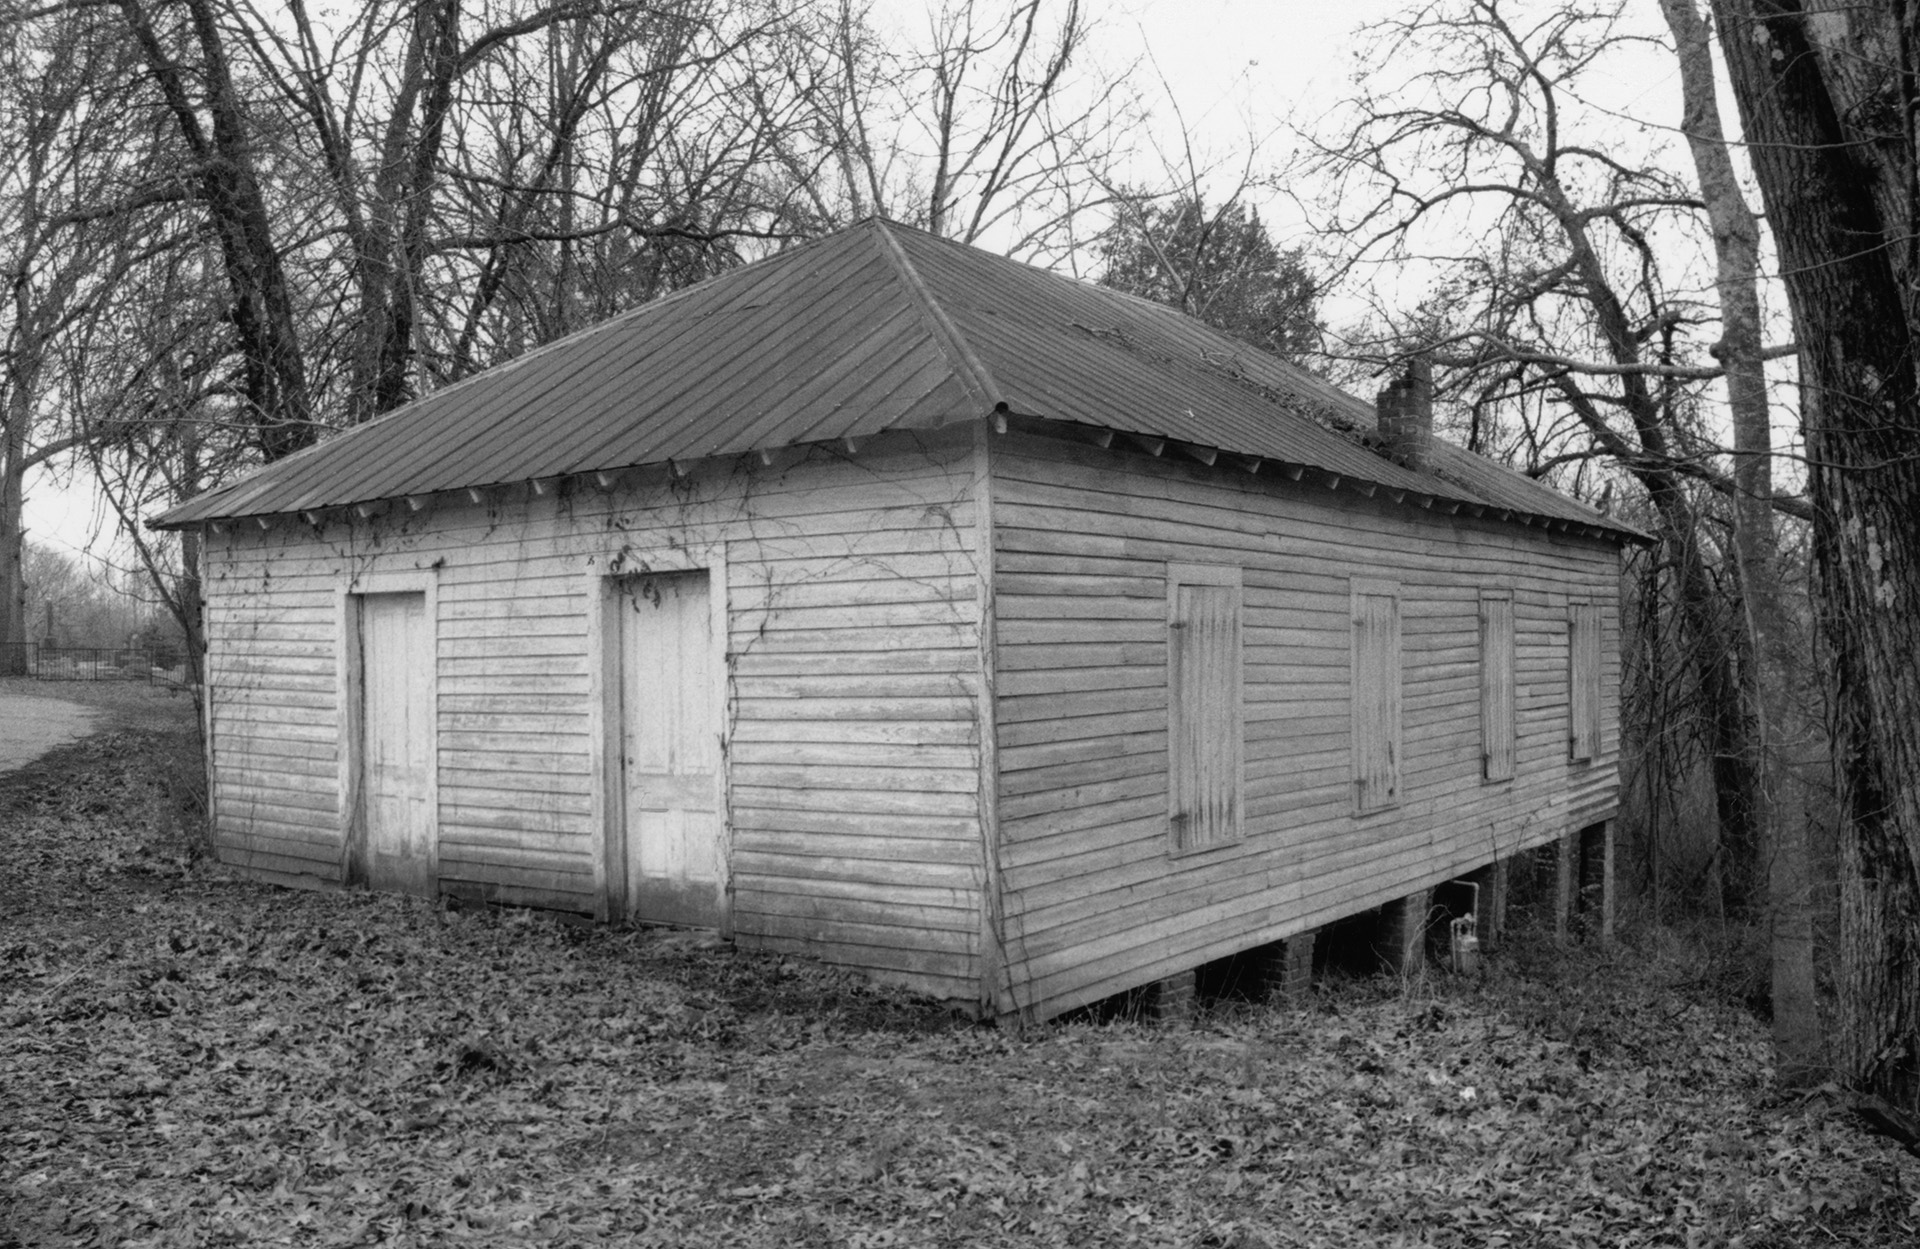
[{"xmin": 1374, "ymin": 355, "xmax": 1433, "ymax": 474}]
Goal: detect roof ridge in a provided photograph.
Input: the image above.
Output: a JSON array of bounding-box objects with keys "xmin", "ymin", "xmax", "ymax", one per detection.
[{"xmin": 868, "ymin": 219, "xmax": 1004, "ymax": 415}]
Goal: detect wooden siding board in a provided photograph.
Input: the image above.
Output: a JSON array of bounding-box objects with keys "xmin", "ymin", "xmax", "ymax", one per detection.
[
  {"xmin": 988, "ymin": 434, "xmax": 1624, "ymax": 1019},
  {"xmin": 735, "ymin": 890, "xmax": 977, "ymax": 935},
  {"xmin": 998, "ymin": 665, "xmax": 1163, "ymax": 698},
  {"xmin": 999, "ymin": 710, "xmax": 1163, "ymax": 751},
  {"xmin": 730, "ymin": 784, "xmax": 978, "ymax": 817},
  {"xmin": 732, "ymin": 808, "xmax": 980, "ymax": 840},
  {"xmin": 996, "ymin": 750, "xmax": 1162, "ymax": 800},
  {"xmin": 997, "ymin": 730, "xmax": 1167, "ymax": 776},
  {"xmin": 730, "ymin": 850, "xmax": 982, "ymax": 890},
  {"xmin": 213, "ymin": 844, "xmax": 345, "ymax": 880},
  {"xmin": 729, "ymin": 720, "xmax": 978, "ymax": 747},
  {"xmin": 200, "ymin": 440, "xmax": 987, "ymax": 1000}
]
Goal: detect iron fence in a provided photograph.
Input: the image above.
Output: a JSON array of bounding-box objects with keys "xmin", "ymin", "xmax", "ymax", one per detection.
[{"xmin": 0, "ymin": 643, "xmax": 188, "ymax": 687}]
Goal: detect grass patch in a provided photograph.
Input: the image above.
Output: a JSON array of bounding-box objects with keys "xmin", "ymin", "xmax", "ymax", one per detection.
[{"xmin": 2, "ymin": 727, "xmax": 1916, "ymax": 1247}]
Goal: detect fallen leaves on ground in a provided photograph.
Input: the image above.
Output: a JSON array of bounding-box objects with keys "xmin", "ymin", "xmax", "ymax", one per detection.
[{"xmin": 3, "ymin": 722, "xmax": 1916, "ymax": 1248}]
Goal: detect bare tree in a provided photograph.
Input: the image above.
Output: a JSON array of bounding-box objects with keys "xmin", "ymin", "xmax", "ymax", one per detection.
[
  {"xmin": 1660, "ymin": 0, "xmax": 1820, "ymax": 1086},
  {"xmin": 112, "ymin": 0, "xmax": 318, "ymax": 461},
  {"xmin": 753, "ymin": 0, "xmax": 1136, "ymax": 262},
  {"xmin": 224, "ymin": 0, "xmax": 789, "ymax": 413},
  {"xmin": 424, "ymin": 0, "xmax": 790, "ymax": 380},
  {"xmin": 1100, "ymin": 196, "xmax": 1321, "ymax": 364},
  {"xmin": 20, "ymin": 539, "xmax": 87, "ymax": 644},
  {"xmin": 1709, "ymin": 0, "xmax": 1920, "ymax": 1134},
  {"xmin": 54, "ymin": 206, "xmax": 246, "ymax": 700},
  {"xmin": 0, "ymin": 1, "xmax": 810, "ymax": 669},
  {"xmin": 37, "ymin": 0, "xmax": 799, "ymax": 481},
  {"xmin": 1, "ymin": 4, "xmax": 159, "ymax": 674},
  {"xmin": 19, "ymin": 538, "xmax": 168, "ymax": 649},
  {"xmin": 1307, "ymin": 0, "xmax": 1790, "ymax": 919},
  {"xmin": 6, "ymin": 0, "xmax": 1162, "ymax": 687}
]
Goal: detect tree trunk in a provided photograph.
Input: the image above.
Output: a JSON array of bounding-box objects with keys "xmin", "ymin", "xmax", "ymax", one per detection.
[
  {"xmin": 117, "ymin": 0, "xmax": 315, "ymax": 462},
  {"xmin": 0, "ymin": 385, "xmax": 26, "ymax": 676},
  {"xmin": 1712, "ymin": 0, "xmax": 1920, "ymax": 1116},
  {"xmin": 1529, "ymin": 149, "xmax": 1764, "ymax": 918},
  {"xmin": 1662, "ymin": 0, "xmax": 1822, "ymax": 1086}
]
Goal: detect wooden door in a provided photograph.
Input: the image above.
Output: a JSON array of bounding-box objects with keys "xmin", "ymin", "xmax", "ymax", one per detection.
[
  {"xmin": 613, "ymin": 571, "xmax": 723, "ymax": 927},
  {"xmin": 356, "ymin": 591, "xmax": 434, "ymax": 894}
]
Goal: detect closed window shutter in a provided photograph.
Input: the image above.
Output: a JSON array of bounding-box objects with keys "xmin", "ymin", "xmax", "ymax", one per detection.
[
  {"xmin": 1352, "ymin": 583, "xmax": 1402, "ymax": 812},
  {"xmin": 1480, "ymin": 592, "xmax": 1516, "ymax": 781},
  {"xmin": 1569, "ymin": 601, "xmax": 1602, "ymax": 761},
  {"xmin": 1168, "ymin": 567, "xmax": 1242, "ymax": 850}
]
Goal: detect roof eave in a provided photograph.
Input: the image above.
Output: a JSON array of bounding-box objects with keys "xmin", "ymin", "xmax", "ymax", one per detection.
[{"xmin": 155, "ymin": 408, "xmax": 1649, "ymax": 547}]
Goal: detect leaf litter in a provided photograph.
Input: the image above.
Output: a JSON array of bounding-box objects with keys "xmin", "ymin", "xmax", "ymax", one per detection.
[{"xmin": 2, "ymin": 705, "xmax": 1916, "ymax": 1247}]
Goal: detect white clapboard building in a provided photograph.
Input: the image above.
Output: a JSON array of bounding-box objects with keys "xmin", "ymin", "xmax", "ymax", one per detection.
[{"xmin": 157, "ymin": 219, "xmax": 1639, "ymax": 1020}]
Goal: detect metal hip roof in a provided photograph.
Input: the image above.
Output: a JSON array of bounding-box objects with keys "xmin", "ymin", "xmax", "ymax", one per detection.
[{"xmin": 155, "ymin": 218, "xmax": 1639, "ymax": 543}]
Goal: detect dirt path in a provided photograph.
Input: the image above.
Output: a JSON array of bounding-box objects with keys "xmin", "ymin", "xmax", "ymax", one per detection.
[{"xmin": 0, "ymin": 691, "xmax": 103, "ymax": 773}]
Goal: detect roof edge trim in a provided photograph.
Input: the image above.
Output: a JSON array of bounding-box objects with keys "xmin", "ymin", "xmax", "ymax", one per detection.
[
  {"xmin": 150, "ymin": 412, "xmax": 1651, "ymax": 545},
  {"xmin": 870, "ymin": 220, "xmax": 1003, "ymax": 414},
  {"xmin": 995, "ymin": 411, "xmax": 1653, "ymax": 546}
]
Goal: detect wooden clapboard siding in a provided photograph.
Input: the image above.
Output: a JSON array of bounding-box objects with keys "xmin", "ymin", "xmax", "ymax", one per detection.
[
  {"xmin": 202, "ymin": 532, "xmax": 344, "ymax": 882},
  {"xmin": 199, "ymin": 431, "xmax": 986, "ymax": 1002},
  {"xmin": 987, "ymin": 431, "xmax": 1622, "ymax": 1019},
  {"xmin": 201, "ymin": 412, "xmax": 1621, "ymax": 1017}
]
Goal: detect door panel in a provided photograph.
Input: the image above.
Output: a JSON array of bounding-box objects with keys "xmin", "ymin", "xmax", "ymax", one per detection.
[
  {"xmin": 357, "ymin": 591, "xmax": 433, "ymax": 895},
  {"xmin": 615, "ymin": 571, "xmax": 722, "ymax": 927}
]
